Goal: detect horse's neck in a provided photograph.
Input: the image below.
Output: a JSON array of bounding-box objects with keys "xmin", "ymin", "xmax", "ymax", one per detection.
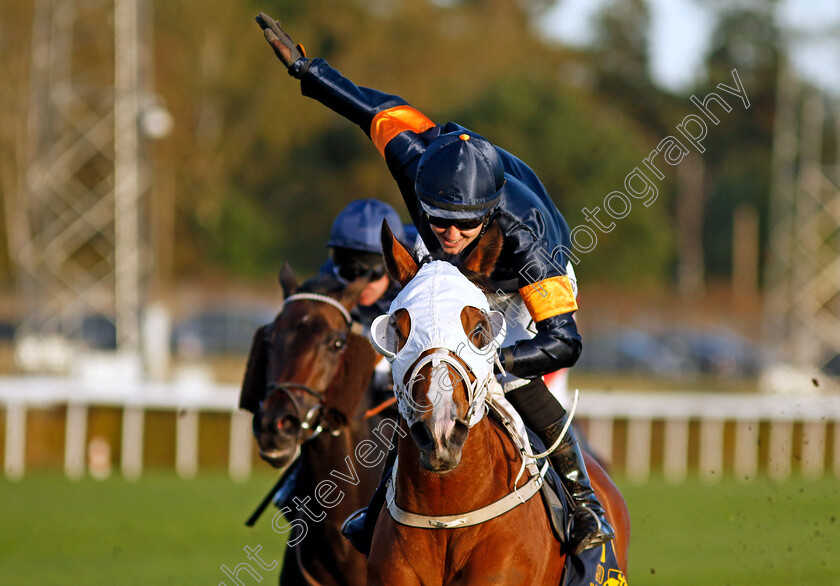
[
  {"xmin": 395, "ymin": 417, "xmax": 522, "ymax": 514},
  {"xmin": 297, "ymin": 427, "xmax": 377, "ymax": 510}
]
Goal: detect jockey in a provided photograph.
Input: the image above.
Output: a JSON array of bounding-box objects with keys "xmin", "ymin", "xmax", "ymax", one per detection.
[
  {"xmin": 322, "ymin": 198, "xmax": 407, "ymax": 335},
  {"xmin": 255, "ymin": 14, "xmax": 614, "ymax": 555}
]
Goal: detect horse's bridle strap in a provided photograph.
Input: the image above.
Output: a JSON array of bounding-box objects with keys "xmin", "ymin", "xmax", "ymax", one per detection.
[
  {"xmin": 264, "ymin": 382, "xmax": 331, "ymax": 441},
  {"xmin": 385, "ymin": 459, "xmax": 549, "ymax": 529}
]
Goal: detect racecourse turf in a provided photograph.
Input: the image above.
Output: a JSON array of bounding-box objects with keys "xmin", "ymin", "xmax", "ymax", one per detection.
[{"xmin": 1, "ymin": 471, "xmax": 838, "ymax": 585}]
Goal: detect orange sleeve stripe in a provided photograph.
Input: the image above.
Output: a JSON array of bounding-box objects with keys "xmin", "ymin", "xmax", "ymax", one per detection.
[
  {"xmin": 518, "ymin": 275, "xmax": 578, "ymax": 322},
  {"xmin": 370, "ymin": 106, "xmax": 435, "ymax": 158}
]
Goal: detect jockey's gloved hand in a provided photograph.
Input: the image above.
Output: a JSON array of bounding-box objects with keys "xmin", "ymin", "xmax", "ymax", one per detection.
[{"xmin": 255, "ymin": 12, "xmax": 310, "ymax": 78}]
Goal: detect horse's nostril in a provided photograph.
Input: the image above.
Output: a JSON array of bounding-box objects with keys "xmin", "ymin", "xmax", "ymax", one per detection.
[
  {"xmin": 410, "ymin": 421, "xmax": 435, "ymax": 451},
  {"xmin": 450, "ymin": 420, "xmax": 469, "ymax": 450},
  {"xmin": 277, "ymin": 416, "xmax": 300, "ymax": 435}
]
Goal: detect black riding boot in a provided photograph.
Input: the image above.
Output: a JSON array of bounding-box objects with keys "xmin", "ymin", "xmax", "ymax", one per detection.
[
  {"xmin": 341, "ymin": 446, "xmax": 396, "ymax": 556},
  {"xmin": 506, "ymin": 378, "xmax": 615, "ymax": 555},
  {"xmin": 543, "ymin": 415, "xmax": 615, "ymax": 555}
]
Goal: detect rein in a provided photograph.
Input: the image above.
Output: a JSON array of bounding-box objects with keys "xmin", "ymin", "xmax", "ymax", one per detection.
[
  {"xmin": 386, "ymin": 334, "xmax": 575, "ymax": 531},
  {"xmin": 361, "ymin": 396, "xmax": 397, "ymax": 419}
]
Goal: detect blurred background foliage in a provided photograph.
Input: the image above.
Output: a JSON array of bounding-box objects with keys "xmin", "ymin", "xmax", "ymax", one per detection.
[{"xmin": 0, "ymin": 0, "xmax": 780, "ymax": 291}]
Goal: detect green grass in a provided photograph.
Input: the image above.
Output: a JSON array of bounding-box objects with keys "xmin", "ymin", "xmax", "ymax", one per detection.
[
  {"xmin": 0, "ymin": 470, "xmax": 287, "ymax": 586},
  {"xmin": 624, "ymin": 475, "xmax": 840, "ymax": 584},
  {"xmin": 2, "ymin": 472, "xmax": 839, "ymax": 584}
]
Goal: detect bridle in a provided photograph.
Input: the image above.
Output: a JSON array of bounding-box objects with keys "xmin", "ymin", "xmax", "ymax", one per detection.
[
  {"xmin": 396, "ymin": 348, "xmax": 494, "ymax": 430},
  {"xmin": 263, "ymin": 382, "xmax": 337, "ymax": 442},
  {"xmin": 371, "ymin": 261, "xmax": 505, "ymax": 430},
  {"xmin": 261, "ymin": 292, "xmax": 353, "ymax": 443}
]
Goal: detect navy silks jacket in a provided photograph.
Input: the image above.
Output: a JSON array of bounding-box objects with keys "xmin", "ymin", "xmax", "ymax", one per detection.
[{"xmin": 297, "ymin": 59, "xmax": 582, "ymax": 380}]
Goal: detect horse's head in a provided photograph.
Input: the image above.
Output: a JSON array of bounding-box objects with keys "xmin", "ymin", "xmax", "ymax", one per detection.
[
  {"xmin": 240, "ymin": 263, "xmax": 369, "ymax": 468},
  {"xmin": 371, "ymin": 221, "xmax": 505, "ymax": 472}
]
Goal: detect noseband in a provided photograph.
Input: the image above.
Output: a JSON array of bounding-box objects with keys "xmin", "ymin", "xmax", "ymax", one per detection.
[
  {"xmin": 264, "ymin": 382, "xmax": 337, "ymax": 441},
  {"xmin": 262, "ymin": 292, "xmax": 353, "ymax": 443},
  {"xmin": 397, "ymin": 348, "xmax": 493, "ymax": 429}
]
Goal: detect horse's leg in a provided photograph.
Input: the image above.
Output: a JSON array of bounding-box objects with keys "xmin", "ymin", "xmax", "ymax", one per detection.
[
  {"xmin": 278, "ymin": 547, "xmax": 303, "ymax": 586},
  {"xmin": 454, "ymin": 505, "xmax": 564, "ymax": 585},
  {"xmin": 584, "ymin": 451, "xmax": 630, "ymax": 576},
  {"xmin": 367, "ymin": 516, "xmax": 431, "ymax": 586}
]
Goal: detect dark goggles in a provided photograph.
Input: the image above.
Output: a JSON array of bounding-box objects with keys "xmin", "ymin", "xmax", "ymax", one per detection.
[
  {"xmin": 335, "ymin": 261, "xmax": 387, "ymax": 283},
  {"xmin": 427, "ymin": 214, "xmax": 486, "ymax": 231}
]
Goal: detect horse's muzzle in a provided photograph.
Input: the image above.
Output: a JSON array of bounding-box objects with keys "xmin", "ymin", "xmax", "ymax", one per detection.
[
  {"xmin": 255, "ymin": 412, "xmax": 302, "ymax": 468},
  {"xmin": 258, "ymin": 443, "xmax": 298, "ymax": 468},
  {"xmin": 411, "ymin": 420, "xmax": 469, "ymax": 472}
]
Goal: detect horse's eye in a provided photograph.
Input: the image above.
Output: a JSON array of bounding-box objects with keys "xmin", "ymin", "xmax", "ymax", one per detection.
[{"xmin": 331, "ymin": 337, "xmax": 346, "ymax": 351}]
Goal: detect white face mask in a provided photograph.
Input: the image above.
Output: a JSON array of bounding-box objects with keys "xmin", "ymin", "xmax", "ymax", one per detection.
[{"xmin": 370, "ymin": 261, "xmax": 506, "ymax": 427}]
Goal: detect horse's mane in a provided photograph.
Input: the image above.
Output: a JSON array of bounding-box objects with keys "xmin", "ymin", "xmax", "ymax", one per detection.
[{"xmin": 455, "ymin": 266, "xmax": 496, "ymax": 296}]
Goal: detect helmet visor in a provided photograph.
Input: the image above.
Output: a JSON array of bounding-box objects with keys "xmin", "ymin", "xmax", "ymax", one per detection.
[{"xmin": 419, "ymin": 198, "xmax": 497, "ymax": 220}]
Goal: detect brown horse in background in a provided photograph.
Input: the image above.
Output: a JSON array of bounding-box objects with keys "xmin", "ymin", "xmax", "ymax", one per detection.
[
  {"xmin": 366, "ymin": 224, "xmax": 630, "ymax": 585},
  {"xmin": 240, "ymin": 264, "xmax": 391, "ymax": 585}
]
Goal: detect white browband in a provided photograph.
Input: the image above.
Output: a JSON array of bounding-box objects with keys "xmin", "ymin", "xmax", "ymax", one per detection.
[{"xmin": 283, "ymin": 293, "xmax": 352, "ymax": 325}]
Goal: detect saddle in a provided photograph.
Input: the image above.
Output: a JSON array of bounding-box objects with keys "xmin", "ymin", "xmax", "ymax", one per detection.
[
  {"xmin": 524, "ymin": 428, "xmax": 568, "ymax": 544},
  {"xmin": 523, "ymin": 428, "xmax": 626, "ymax": 586}
]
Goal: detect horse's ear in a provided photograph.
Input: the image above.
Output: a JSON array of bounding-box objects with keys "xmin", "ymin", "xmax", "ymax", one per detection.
[
  {"xmin": 461, "ymin": 220, "xmax": 503, "ymax": 277},
  {"xmin": 381, "ymin": 219, "xmax": 418, "ymax": 288},
  {"xmin": 338, "ymin": 275, "xmax": 369, "ymax": 310},
  {"xmin": 278, "ymin": 262, "xmax": 298, "ymax": 298}
]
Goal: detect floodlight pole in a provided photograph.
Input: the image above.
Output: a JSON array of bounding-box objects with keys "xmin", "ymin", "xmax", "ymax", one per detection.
[{"xmin": 114, "ymin": 0, "xmax": 141, "ymax": 354}]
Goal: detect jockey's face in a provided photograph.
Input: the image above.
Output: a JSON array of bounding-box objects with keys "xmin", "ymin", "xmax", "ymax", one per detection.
[
  {"xmin": 359, "ymin": 272, "xmax": 390, "ymax": 306},
  {"xmin": 332, "ymin": 249, "xmax": 390, "ymax": 306},
  {"xmin": 428, "ymin": 217, "xmax": 484, "ymax": 255}
]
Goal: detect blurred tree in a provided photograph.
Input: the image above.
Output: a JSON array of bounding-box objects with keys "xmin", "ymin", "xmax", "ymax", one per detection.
[
  {"xmin": 699, "ymin": 6, "xmax": 779, "ymax": 284},
  {"xmin": 0, "ymin": 0, "xmax": 682, "ymax": 291},
  {"xmin": 0, "ymin": 0, "xmax": 35, "ymax": 290},
  {"xmin": 582, "ymin": 0, "xmax": 779, "ymax": 299},
  {"xmin": 455, "ymin": 74, "xmax": 672, "ymax": 284},
  {"xmin": 152, "ymin": 0, "xmax": 656, "ymax": 281},
  {"xmin": 589, "ymin": 0, "xmax": 664, "ymax": 130},
  {"xmin": 586, "ymin": 0, "xmax": 711, "ymax": 297}
]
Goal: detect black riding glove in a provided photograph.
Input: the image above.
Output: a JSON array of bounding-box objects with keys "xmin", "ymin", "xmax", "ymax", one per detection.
[{"xmin": 255, "ymin": 12, "xmax": 310, "ymax": 78}]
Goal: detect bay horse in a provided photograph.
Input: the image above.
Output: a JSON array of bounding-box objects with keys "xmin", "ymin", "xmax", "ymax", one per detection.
[
  {"xmin": 240, "ymin": 263, "xmax": 392, "ymax": 586},
  {"xmin": 365, "ymin": 223, "xmax": 630, "ymax": 585}
]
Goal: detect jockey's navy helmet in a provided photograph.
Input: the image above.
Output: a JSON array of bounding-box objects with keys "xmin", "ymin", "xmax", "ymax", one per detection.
[
  {"xmin": 327, "ymin": 198, "xmax": 406, "ymax": 254},
  {"xmin": 415, "ymin": 131, "xmax": 505, "ymax": 220}
]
